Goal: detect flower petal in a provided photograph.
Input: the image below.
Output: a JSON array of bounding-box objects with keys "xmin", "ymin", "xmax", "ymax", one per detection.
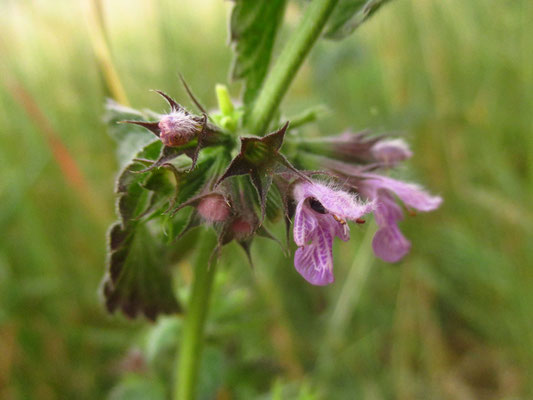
[
  {"xmin": 317, "ymin": 188, "xmax": 374, "ymax": 221},
  {"xmin": 372, "ymin": 225, "xmax": 411, "ymax": 263},
  {"xmin": 362, "ymin": 174, "xmax": 442, "ymax": 212},
  {"xmin": 325, "ymin": 214, "xmax": 350, "ymax": 241},
  {"xmin": 293, "ymin": 180, "xmax": 374, "ymax": 221},
  {"xmin": 293, "ymin": 199, "xmax": 317, "ymax": 246},
  {"xmin": 294, "ymin": 226, "xmax": 334, "ymax": 285},
  {"xmin": 374, "ymin": 192, "xmax": 404, "ymax": 227},
  {"xmin": 371, "ymin": 138, "xmax": 413, "ymax": 165}
]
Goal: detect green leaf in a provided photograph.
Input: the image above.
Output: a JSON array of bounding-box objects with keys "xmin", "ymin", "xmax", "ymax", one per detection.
[
  {"xmin": 105, "ymin": 99, "xmax": 159, "ymax": 168},
  {"xmin": 287, "ymin": 105, "xmax": 329, "ymax": 129},
  {"xmin": 165, "ymin": 149, "xmax": 230, "ymax": 215},
  {"xmin": 174, "ymin": 160, "xmax": 213, "ymax": 205},
  {"xmin": 103, "ymin": 222, "xmax": 182, "ymax": 321},
  {"xmin": 230, "ymin": 0, "xmax": 288, "ymax": 110},
  {"xmin": 115, "ymin": 141, "xmax": 164, "ymax": 226},
  {"xmin": 135, "ymin": 168, "xmax": 177, "ymax": 222},
  {"xmin": 162, "ymin": 208, "xmax": 195, "ymax": 244},
  {"xmin": 103, "ymin": 138, "xmax": 183, "ymax": 320},
  {"xmin": 324, "ymin": 0, "xmax": 392, "ymax": 40},
  {"xmin": 265, "ymin": 182, "xmax": 283, "ymax": 222}
]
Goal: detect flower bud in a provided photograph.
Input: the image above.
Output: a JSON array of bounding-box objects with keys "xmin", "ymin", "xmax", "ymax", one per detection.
[
  {"xmin": 298, "ymin": 131, "xmax": 378, "ymax": 164},
  {"xmin": 158, "ymin": 110, "xmax": 200, "ymax": 147},
  {"xmin": 371, "ymin": 139, "xmax": 412, "ymax": 166},
  {"xmin": 231, "ymin": 218, "xmax": 253, "ymax": 239},
  {"xmin": 197, "ymin": 194, "xmax": 231, "ymax": 222}
]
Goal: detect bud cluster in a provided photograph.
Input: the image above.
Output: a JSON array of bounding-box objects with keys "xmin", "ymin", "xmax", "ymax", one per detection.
[{"xmin": 109, "ymin": 83, "xmax": 441, "ymax": 299}]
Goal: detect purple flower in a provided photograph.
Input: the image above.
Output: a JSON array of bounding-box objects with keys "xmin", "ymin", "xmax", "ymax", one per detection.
[
  {"xmin": 357, "ymin": 174, "xmax": 442, "ymax": 263},
  {"xmin": 370, "ymin": 138, "xmax": 413, "ymax": 166},
  {"xmin": 292, "ymin": 181, "xmax": 374, "ymax": 285}
]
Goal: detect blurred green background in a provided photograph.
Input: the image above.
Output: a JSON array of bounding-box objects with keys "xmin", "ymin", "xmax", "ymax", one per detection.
[{"xmin": 1, "ymin": 0, "xmax": 532, "ymax": 399}]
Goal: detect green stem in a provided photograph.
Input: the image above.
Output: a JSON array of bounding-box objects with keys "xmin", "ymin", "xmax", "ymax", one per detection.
[
  {"xmin": 174, "ymin": 230, "xmax": 218, "ymax": 400},
  {"xmin": 246, "ymin": 0, "xmax": 340, "ymax": 135}
]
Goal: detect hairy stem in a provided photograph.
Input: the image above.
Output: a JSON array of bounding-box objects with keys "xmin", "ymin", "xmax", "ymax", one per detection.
[
  {"xmin": 246, "ymin": 0, "xmax": 339, "ymax": 135},
  {"xmin": 174, "ymin": 230, "xmax": 218, "ymax": 400}
]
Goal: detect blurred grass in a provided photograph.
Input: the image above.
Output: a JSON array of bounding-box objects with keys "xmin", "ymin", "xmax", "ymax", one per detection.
[{"xmin": 0, "ymin": 0, "xmax": 532, "ymax": 399}]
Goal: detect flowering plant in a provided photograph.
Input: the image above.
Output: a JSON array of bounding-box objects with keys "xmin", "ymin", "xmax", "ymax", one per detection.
[{"xmin": 101, "ymin": 0, "xmax": 440, "ymax": 398}]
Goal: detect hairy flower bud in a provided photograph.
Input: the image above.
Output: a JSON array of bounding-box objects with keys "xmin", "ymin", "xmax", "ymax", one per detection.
[
  {"xmin": 158, "ymin": 110, "xmax": 200, "ymax": 147},
  {"xmin": 297, "ymin": 131, "xmax": 380, "ymax": 165},
  {"xmin": 231, "ymin": 218, "xmax": 253, "ymax": 239},
  {"xmin": 197, "ymin": 194, "xmax": 231, "ymax": 222},
  {"xmin": 371, "ymin": 138, "xmax": 413, "ymax": 166}
]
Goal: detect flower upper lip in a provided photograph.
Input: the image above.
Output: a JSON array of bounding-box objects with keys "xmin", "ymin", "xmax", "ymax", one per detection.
[{"xmin": 308, "ymin": 197, "xmax": 347, "ymax": 227}]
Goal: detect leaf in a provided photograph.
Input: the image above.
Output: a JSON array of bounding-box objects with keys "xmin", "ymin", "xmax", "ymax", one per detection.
[
  {"xmin": 230, "ymin": 0, "xmax": 288, "ymax": 109},
  {"xmin": 115, "ymin": 141, "xmax": 164, "ymax": 226},
  {"xmin": 136, "ymin": 168, "xmax": 176, "ymax": 221},
  {"xmin": 105, "ymin": 100, "xmax": 160, "ymax": 168},
  {"xmin": 103, "ymin": 222, "xmax": 182, "ymax": 321},
  {"xmin": 103, "ymin": 139, "xmax": 182, "ymax": 320},
  {"xmin": 265, "ymin": 182, "xmax": 284, "ymax": 222},
  {"xmin": 324, "ymin": 0, "xmax": 392, "ymax": 40}
]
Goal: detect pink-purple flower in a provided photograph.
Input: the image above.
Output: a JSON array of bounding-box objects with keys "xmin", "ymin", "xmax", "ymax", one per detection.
[
  {"xmin": 370, "ymin": 138, "xmax": 413, "ymax": 166},
  {"xmin": 292, "ymin": 181, "xmax": 374, "ymax": 285},
  {"xmin": 158, "ymin": 109, "xmax": 201, "ymax": 147},
  {"xmin": 357, "ymin": 174, "xmax": 442, "ymax": 263}
]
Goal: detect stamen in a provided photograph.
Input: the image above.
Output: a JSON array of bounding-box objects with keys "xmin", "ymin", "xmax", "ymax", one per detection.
[{"xmin": 332, "ymin": 214, "xmax": 346, "ymax": 225}]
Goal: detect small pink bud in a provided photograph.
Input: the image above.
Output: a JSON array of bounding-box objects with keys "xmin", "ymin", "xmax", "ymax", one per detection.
[
  {"xmin": 371, "ymin": 139, "xmax": 413, "ymax": 165},
  {"xmin": 158, "ymin": 110, "xmax": 199, "ymax": 147},
  {"xmin": 231, "ymin": 218, "xmax": 253, "ymax": 239},
  {"xmin": 197, "ymin": 195, "xmax": 231, "ymax": 222}
]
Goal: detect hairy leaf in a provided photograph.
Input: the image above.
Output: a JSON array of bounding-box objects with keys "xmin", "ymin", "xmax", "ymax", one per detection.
[
  {"xmin": 103, "ymin": 222, "xmax": 181, "ymax": 321},
  {"xmin": 136, "ymin": 168, "xmax": 176, "ymax": 221},
  {"xmin": 230, "ymin": 0, "xmax": 287, "ymax": 109},
  {"xmin": 103, "ymin": 120, "xmax": 182, "ymax": 320},
  {"xmin": 324, "ymin": 0, "xmax": 392, "ymax": 40},
  {"xmin": 115, "ymin": 141, "xmax": 163, "ymax": 226}
]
